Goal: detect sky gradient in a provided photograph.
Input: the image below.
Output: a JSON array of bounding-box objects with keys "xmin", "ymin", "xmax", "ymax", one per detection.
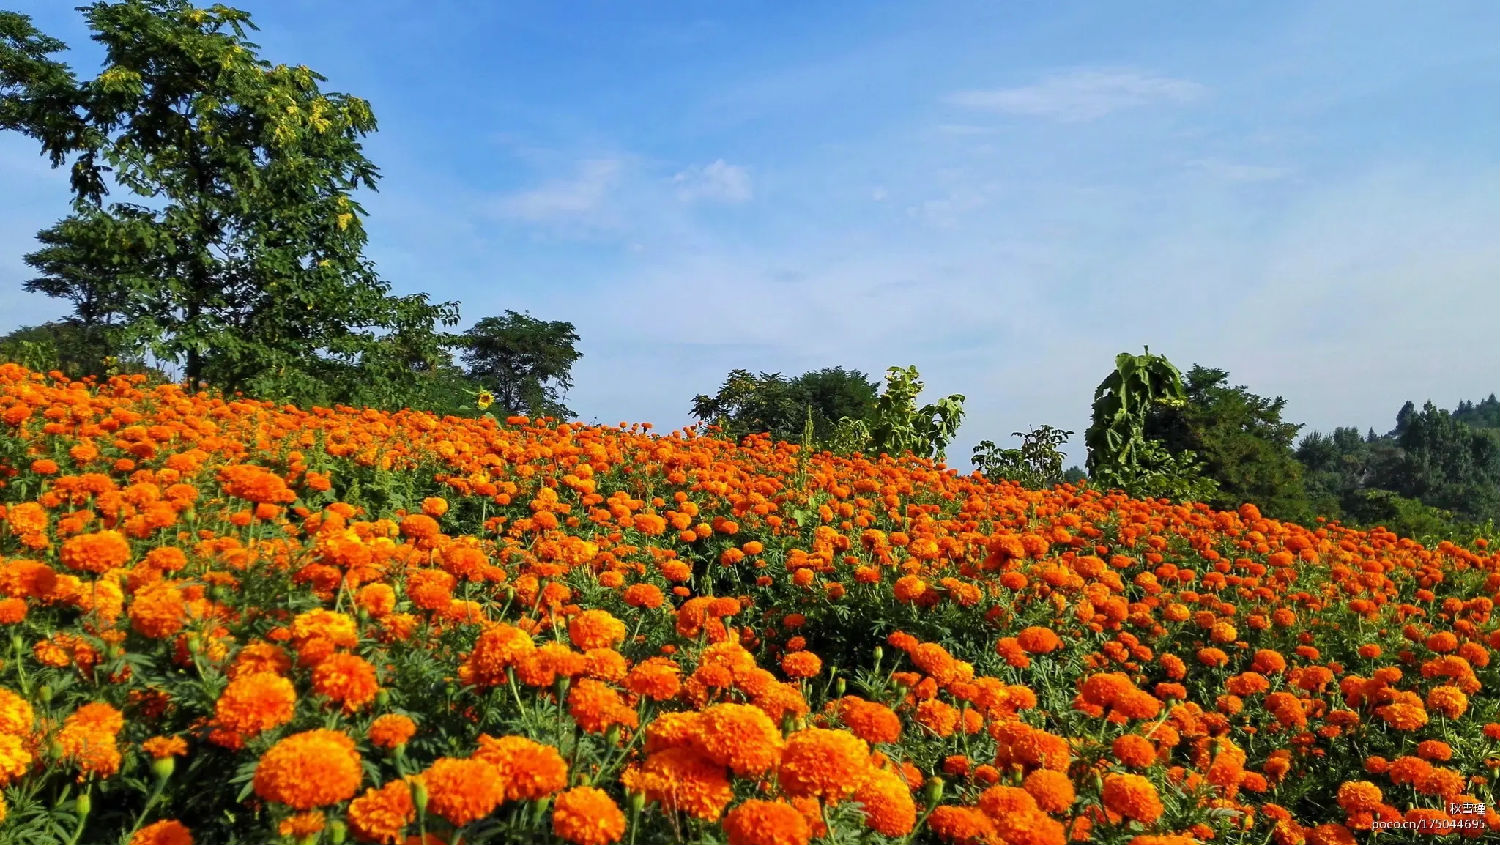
[{"xmin": 2, "ymin": 0, "xmax": 1497, "ymax": 469}]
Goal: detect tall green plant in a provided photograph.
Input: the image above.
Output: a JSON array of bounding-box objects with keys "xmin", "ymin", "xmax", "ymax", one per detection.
[
  {"xmin": 973, "ymin": 425, "xmax": 1074, "ymax": 489},
  {"xmin": 834, "ymin": 365, "xmax": 965, "ymax": 462},
  {"xmin": 1084, "ymin": 348, "xmax": 1217, "ymax": 502}
]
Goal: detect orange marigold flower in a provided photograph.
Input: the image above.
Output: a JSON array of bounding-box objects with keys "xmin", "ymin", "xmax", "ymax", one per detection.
[
  {"xmin": 399, "ymin": 514, "xmax": 441, "ymax": 540},
  {"xmin": 277, "ymin": 811, "xmax": 325, "ymax": 838},
  {"xmin": 584, "ymin": 647, "xmax": 629, "ymax": 683},
  {"xmin": 927, "ymin": 806, "xmax": 996, "ymax": 845},
  {"xmin": 141, "ymin": 736, "xmax": 188, "ymax": 759},
  {"xmin": 995, "ymin": 810, "xmax": 1066, "ymax": 845},
  {"xmin": 778, "ymin": 728, "xmax": 870, "ymax": 799},
  {"xmin": 419, "ymin": 757, "xmax": 505, "ymax": 826},
  {"xmin": 219, "ymin": 464, "xmax": 296, "ymax": 504},
  {"xmin": 853, "ymin": 767, "xmax": 917, "ymax": 836},
  {"xmin": 253, "ymin": 729, "xmax": 363, "ymax": 810},
  {"xmin": 644, "ymin": 712, "xmax": 702, "ymax": 753},
  {"xmin": 1113, "ymin": 734, "xmax": 1157, "ymax": 769},
  {"xmin": 58, "ymin": 702, "xmax": 124, "ymax": 779},
  {"xmin": 1101, "ymin": 773, "xmax": 1163, "ymax": 825},
  {"xmin": 781, "ymin": 651, "xmax": 823, "ymax": 679},
  {"xmin": 1426, "ymin": 685, "xmax": 1468, "ymax": 719},
  {"xmin": 0, "ymin": 687, "xmax": 35, "ymax": 735},
  {"xmin": 348, "ymin": 779, "xmax": 415, "ymax": 845},
  {"xmin": 5, "ymin": 501, "xmax": 47, "ymax": 535},
  {"xmin": 129, "ymin": 819, "xmax": 194, "ymax": 845},
  {"xmin": 128, "ymin": 581, "xmax": 187, "ymax": 639},
  {"xmin": 60, "ymin": 530, "xmax": 132, "ymax": 573},
  {"xmin": 460, "ymin": 623, "xmax": 535, "ymax": 689},
  {"xmin": 1336, "ymin": 780, "xmax": 1382, "ymax": 814},
  {"xmin": 724, "ymin": 799, "xmax": 812, "ymax": 845},
  {"xmin": 228, "ymin": 641, "xmax": 293, "ymax": 679},
  {"xmin": 622, "ymin": 583, "xmax": 665, "ymax": 609},
  {"xmin": 693, "ymin": 703, "xmax": 785, "ymax": 776},
  {"xmin": 290, "ymin": 609, "xmax": 359, "ymax": 649},
  {"xmin": 1022, "ymin": 768, "xmax": 1076, "ymax": 814},
  {"xmin": 0, "ymin": 733, "xmax": 32, "ymax": 786},
  {"xmin": 311, "ymin": 652, "xmax": 380, "ymax": 713},
  {"xmin": 568, "ymin": 679, "xmax": 639, "ymax": 735},
  {"xmin": 1306, "ymin": 823, "xmax": 1357, "ymax": 845},
  {"xmin": 552, "ymin": 786, "xmax": 626, "ymax": 845},
  {"xmin": 916, "ymin": 699, "xmax": 961, "ymax": 737},
  {"xmin": 837, "ymin": 697, "xmax": 902, "ymax": 745},
  {"xmin": 624, "ymin": 657, "xmax": 681, "ymax": 701},
  {"xmin": 1416, "ymin": 740, "xmax": 1453, "ymax": 762},
  {"xmin": 369, "ymin": 714, "xmax": 418, "ymax": 750},
  {"xmin": 0, "ymin": 597, "xmax": 25, "ymax": 624},
  {"xmin": 356, "ymin": 583, "xmax": 397, "ymax": 618},
  {"xmin": 211, "ymin": 672, "xmax": 296, "ymax": 748},
  {"xmin": 1376, "ymin": 700, "xmax": 1428, "ymax": 731},
  {"xmin": 1017, "ymin": 626, "xmax": 1063, "ymax": 655},
  {"xmin": 978, "ymin": 785, "xmax": 1038, "ymax": 819},
  {"xmin": 473, "ymin": 734, "xmax": 569, "ymax": 802},
  {"xmin": 568, "ymin": 609, "xmax": 627, "ymax": 651},
  {"xmin": 991, "ymin": 721, "xmax": 1070, "ymax": 772},
  {"xmin": 626, "ymin": 746, "xmax": 733, "ymax": 820}
]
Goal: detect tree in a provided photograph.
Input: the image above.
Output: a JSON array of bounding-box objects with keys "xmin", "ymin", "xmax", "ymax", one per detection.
[
  {"xmin": 1084, "ymin": 348, "xmax": 1218, "ymax": 502},
  {"xmin": 1144, "ymin": 365, "xmax": 1315, "ymax": 522},
  {"xmin": 1454, "ymin": 394, "xmax": 1500, "ymax": 431},
  {"xmin": 0, "ymin": 320, "xmax": 158, "ymax": 379},
  {"xmin": 460, "ymin": 311, "xmax": 582, "ymax": 419},
  {"xmin": 691, "ymin": 366, "xmax": 879, "ymax": 446},
  {"xmin": 786, "ymin": 367, "xmax": 880, "ymax": 444},
  {"xmin": 833, "ymin": 365, "xmax": 965, "ymax": 462},
  {"xmin": 1, "ymin": 2, "xmax": 457, "ymax": 405},
  {"xmin": 1376, "ymin": 401, "xmax": 1500, "ymax": 523},
  {"xmin": 973, "ymin": 425, "xmax": 1074, "ymax": 489}
]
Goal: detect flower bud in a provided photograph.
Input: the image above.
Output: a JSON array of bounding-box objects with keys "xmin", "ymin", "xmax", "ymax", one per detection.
[
  {"xmin": 39, "ymin": 684, "xmax": 52, "ymax": 704},
  {"xmin": 375, "ymin": 689, "xmax": 390, "ymax": 708},
  {"xmin": 835, "ymin": 677, "xmax": 847, "ymax": 698},
  {"xmin": 327, "ymin": 820, "xmax": 347, "ymax": 845},
  {"xmin": 76, "ymin": 792, "xmax": 91, "ymax": 816},
  {"xmin": 922, "ymin": 776, "xmax": 945, "ymax": 806},
  {"xmin": 872, "ymin": 645, "xmax": 884, "ymax": 664},
  {"xmin": 151, "ymin": 756, "xmax": 176, "ymax": 780},
  {"xmin": 628, "ymin": 790, "xmax": 646, "ymax": 814},
  {"xmin": 411, "ymin": 779, "xmax": 428, "ymax": 813}
]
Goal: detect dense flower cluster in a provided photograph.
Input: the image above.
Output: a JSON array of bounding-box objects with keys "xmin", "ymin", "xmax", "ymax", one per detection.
[{"xmin": 0, "ymin": 363, "xmax": 1497, "ymax": 844}]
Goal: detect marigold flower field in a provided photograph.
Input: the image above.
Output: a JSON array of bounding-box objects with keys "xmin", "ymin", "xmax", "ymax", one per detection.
[{"xmin": 0, "ymin": 363, "xmax": 1497, "ymax": 845}]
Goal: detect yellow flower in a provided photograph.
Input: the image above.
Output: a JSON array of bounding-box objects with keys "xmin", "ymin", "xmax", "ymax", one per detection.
[{"xmin": 477, "ymin": 391, "xmax": 495, "ymax": 410}]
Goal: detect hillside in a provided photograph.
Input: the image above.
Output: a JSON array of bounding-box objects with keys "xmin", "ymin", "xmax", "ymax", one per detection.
[{"xmin": 0, "ymin": 364, "xmax": 1498, "ymax": 845}]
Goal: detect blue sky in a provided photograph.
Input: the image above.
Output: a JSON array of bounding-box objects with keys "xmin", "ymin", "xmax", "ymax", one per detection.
[{"xmin": 2, "ymin": 1, "xmax": 1497, "ymax": 469}]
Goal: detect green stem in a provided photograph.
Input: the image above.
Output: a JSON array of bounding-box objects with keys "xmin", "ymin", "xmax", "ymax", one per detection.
[
  {"xmin": 122, "ymin": 775, "xmax": 169, "ymax": 843},
  {"xmin": 11, "ymin": 635, "xmax": 31, "ymax": 697},
  {"xmin": 65, "ymin": 784, "xmax": 92, "ymax": 845}
]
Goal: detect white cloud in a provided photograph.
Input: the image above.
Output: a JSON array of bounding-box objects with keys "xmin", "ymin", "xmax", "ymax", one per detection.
[
  {"xmin": 493, "ymin": 158, "xmax": 622, "ymax": 222},
  {"xmin": 933, "ymin": 124, "xmax": 1001, "ymax": 136},
  {"xmin": 947, "ymin": 69, "xmax": 1207, "ymax": 122},
  {"xmin": 673, "ymin": 159, "xmax": 753, "ymax": 204},
  {"xmin": 871, "ymin": 186, "xmax": 888, "ymax": 202},
  {"xmin": 1187, "ymin": 158, "xmax": 1292, "ymax": 183}
]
